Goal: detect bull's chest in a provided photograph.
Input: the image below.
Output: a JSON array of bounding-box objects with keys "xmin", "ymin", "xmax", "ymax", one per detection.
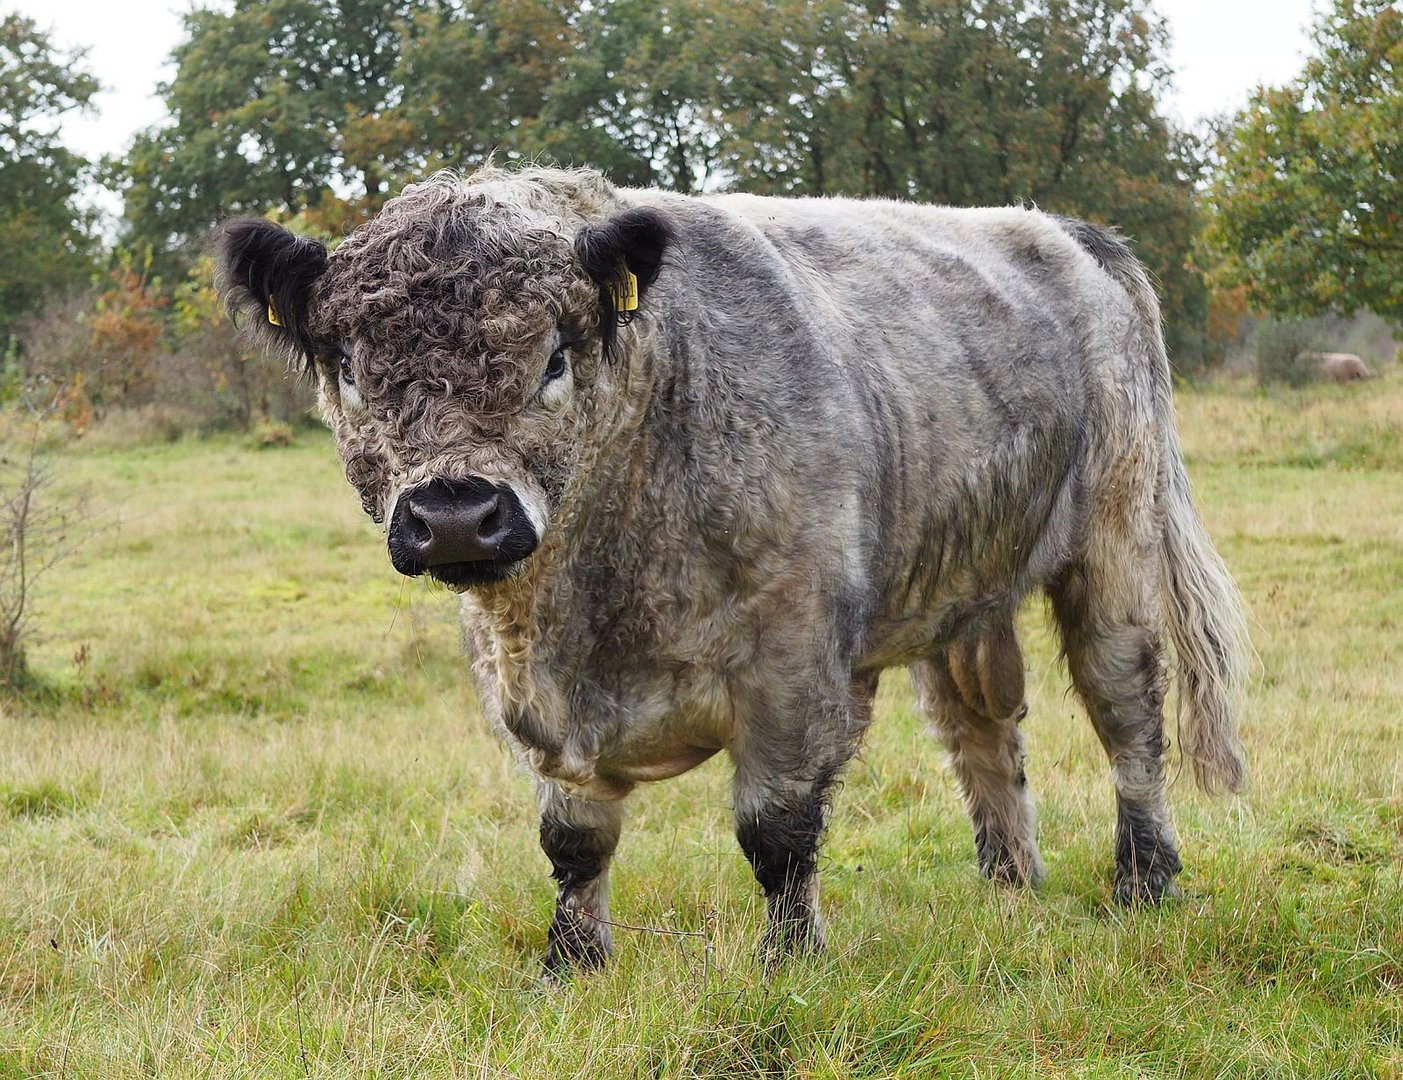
[{"xmin": 481, "ymin": 645, "xmax": 735, "ymax": 800}]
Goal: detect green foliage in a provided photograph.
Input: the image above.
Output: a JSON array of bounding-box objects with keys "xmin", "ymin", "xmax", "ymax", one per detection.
[
  {"xmin": 118, "ymin": 0, "xmax": 423, "ymax": 275},
  {"xmin": 387, "ymin": 0, "xmax": 768, "ymax": 190},
  {"xmin": 1206, "ymin": 0, "xmax": 1403, "ymax": 322},
  {"xmin": 0, "ymin": 15, "xmax": 101, "ymax": 341},
  {"xmin": 695, "ymin": 0, "xmax": 1209, "ymax": 364},
  {"xmin": 389, "ymin": 2, "xmax": 594, "ymax": 173},
  {"xmin": 556, "ymin": 1, "xmax": 729, "ymax": 190},
  {"xmin": 114, "ymin": 0, "xmax": 1210, "ymax": 364}
]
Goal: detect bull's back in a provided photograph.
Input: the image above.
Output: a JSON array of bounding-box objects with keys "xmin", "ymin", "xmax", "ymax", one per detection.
[{"xmin": 677, "ymin": 194, "xmax": 1136, "ymax": 635}]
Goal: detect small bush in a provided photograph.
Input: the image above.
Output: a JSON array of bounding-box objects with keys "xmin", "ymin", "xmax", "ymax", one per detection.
[
  {"xmin": 1255, "ymin": 317, "xmax": 1322, "ymax": 387},
  {"xmin": 13, "ymin": 256, "xmax": 314, "ymax": 447},
  {"xmin": 0, "ymin": 416, "xmax": 92, "ymax": 687},
  {"xmin": 249, "ymin": 419, "xmax": 296, "ymax": 449}
]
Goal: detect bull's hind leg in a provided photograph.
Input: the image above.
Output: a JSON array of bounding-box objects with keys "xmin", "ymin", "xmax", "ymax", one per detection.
[
  {"xmin": 538, "ymin": 782, "xmax": 623, "ymax": 977},
  {"xmin": 1049, "ymin": 559, "xmax": 1182, "ymax": 903},
  {"xmin": 911, "ymin": 620, "xmax": 1044, "ymax": 886}
]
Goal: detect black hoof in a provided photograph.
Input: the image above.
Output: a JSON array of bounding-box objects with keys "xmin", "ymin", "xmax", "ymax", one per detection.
[
  {"xmin": 1113, "ymin": 807, "xmax": 1182, "ymax": 905},
  {"xmin": 543, "ymin": 909, "xmax": 610, "ymax": 980},
  {"xmin": 978, "ymin": 844, "xmax": 1046, "ymax": 888},
  {"xmin": 975, "ymin": 824, "xmax": 1045, "ymax": 888},
  {"xmin": 1112, "ymin": 857, "xmax": 1183, "ymax": 905},
  {"xmin": 761, "ymin": 911, "xmax": 826, "ymax": 970}
]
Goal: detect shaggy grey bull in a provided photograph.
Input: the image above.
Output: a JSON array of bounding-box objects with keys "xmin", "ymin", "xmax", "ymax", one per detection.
[{"xmin": 217, "ymin": 166, "xmax": 1247, "ymax": 974}]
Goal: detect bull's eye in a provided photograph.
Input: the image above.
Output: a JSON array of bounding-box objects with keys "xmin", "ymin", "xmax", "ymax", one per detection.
[
  {"xmin": 335, "ymin": 348, "xmax": 365, "ymax": 415},
  {"xmin": 537, "ymin": 333, "xmax": 574, "ymax": 411},
  {"xmin": 544, "ymin": 346, "xmax": 567, "ymax": 383}
]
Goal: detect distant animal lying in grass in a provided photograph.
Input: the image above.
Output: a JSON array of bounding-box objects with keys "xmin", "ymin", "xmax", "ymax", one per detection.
[
  {"xmin": 1299, "ymin": 352, "xmax": 1374, "ymax": 384},
  {"xmin": 215, "ymin": 166, "xmax": 1248, "ymax": 976}
]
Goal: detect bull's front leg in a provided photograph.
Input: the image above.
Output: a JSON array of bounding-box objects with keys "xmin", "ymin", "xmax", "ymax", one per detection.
[
  {"xmin": 734, "ymin": 783, "xmax": 830, "ymax": 961},
  {"xmin": 730, "ymin": 687, "xmax": 864, "ymax": 964},
  {"xmin": 538, "ymin": 782, "xmax": 623, "ymax": 979}
]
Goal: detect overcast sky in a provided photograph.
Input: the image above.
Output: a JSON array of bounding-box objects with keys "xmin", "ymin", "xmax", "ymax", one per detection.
[{"xmin": 15, "ymin": 0, "xmax": 1322, "ymax": 168}]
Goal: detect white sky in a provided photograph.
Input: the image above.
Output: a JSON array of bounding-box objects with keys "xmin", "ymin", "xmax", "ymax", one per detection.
[{"xmin": 11, "ymin": 0, "xmax": 1321, "ymax": 183}]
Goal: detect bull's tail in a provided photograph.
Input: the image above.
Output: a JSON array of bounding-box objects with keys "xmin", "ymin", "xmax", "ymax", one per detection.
[
  {"xmin": 1159, "ymin": 426, "xmax": 1249, "ymax": 794},
  {"xmin": 1057, "ymin": 215, "xmax": 1249, "ymax": 794}
]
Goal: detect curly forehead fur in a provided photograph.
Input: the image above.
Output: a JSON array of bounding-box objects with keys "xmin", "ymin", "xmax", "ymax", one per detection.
[
  {"xmin": 300, "ymin": 166, "xmax": 630, "ymax": 526},
  {"xmin": 311, "ymin": 167, "xmax": 617, "ymax": 425}
]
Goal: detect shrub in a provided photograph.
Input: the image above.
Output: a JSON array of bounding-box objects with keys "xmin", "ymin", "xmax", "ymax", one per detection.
[
  {"xmin": 249, "ymin": 418, "xmax": 297, "ymax": 449},
  {"xmin": 15, "ymin": 256, "xmax": 314, "ymax": 444},
  {"xmin": 0, "ymin": 407, "xmax": 91, "ymax": 687},
  {"xmin": 166, "ymin": 256, "xmax": 312, "ymax": 430},
  {"xmin": 1255, "ymin": 317, "xmax": 1322, "ymax": 387}
]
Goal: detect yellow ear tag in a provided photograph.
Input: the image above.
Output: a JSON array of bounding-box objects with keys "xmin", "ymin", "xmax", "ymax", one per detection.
[
  {"xmin": 267, "ymin": 301, "xmax": 283, "ymax": 327},
  {"xmin": 611, "ymin": 271, "xmax": 639, "ymax": 313}
]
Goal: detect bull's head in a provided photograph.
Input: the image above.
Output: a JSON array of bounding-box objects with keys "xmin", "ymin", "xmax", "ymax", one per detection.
[{"xmin": 215, "ymin": 169, "xmax": 669, "ymax": 590}]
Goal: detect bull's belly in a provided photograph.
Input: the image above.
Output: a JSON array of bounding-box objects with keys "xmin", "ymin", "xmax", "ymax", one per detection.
[
  {"xmin": 854, "ymin": 487, "xmax": 1073, "ymax": 672},
  {"xmin": 551, "ymin": 744, "xmax": 722, "ymax": 801}
]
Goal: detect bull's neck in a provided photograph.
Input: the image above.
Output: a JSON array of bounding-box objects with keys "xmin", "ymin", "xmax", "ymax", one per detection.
[{"xmin": 460, "ymin": 322, "xmax": 773, "ymax": 654}]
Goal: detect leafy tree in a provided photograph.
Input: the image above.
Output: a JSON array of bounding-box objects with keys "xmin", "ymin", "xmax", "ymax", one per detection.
[
  {"xmin": 697, "ymin": 0, "xmax": 1208, "ymax": 364},
  {"xmin": 121, "ymin": 0, "xmax": 1209, "ymax": 361},
  {"xmin": 1205, "ymin": 0, "xmax": 1403, "ymax": 321},
  {"xmin": 0, "ymin": 15, "xmax": 100, "ymax": 342},
  {"xmin": 386, "ymin": 1, "xmax": 578, "ymax": 173},
  {"xmin": 119, "ymin": 0, "xmax": 422, "ymax": 273},
  {"xmin": 378, "ymin": 1, "xmax": 719, "ymax": 189},
  {"xmin": 552, "ymin": 1, "xmax": 727, "ymax": 190},
  {"xmin": 121, "ymin": 0, "xmax": 731, "ymax": 253}
]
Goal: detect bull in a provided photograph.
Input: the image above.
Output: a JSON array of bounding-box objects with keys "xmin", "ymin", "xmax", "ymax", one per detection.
[{"xmin": 216, "ymin": 166, "xmax": 1248, "ymax": 975}]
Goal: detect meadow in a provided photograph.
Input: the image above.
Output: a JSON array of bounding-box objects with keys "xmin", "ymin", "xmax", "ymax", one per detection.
[{"xmin": 1, "ymin": 375, "xmax": 1400, "ymax": 1078}]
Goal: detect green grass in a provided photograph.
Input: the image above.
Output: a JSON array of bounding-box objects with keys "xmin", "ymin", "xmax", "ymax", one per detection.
[{"xmin": 2, "ymin": 377, "xmax": 1401, "ymax": 1077}]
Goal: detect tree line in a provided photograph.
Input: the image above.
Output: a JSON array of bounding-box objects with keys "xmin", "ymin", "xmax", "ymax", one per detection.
[{"xmin": 2, "ymin": 0, "xmax": 1400, "ymax": 432}]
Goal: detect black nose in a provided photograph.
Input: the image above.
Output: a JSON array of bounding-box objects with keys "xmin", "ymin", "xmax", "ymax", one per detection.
[{"xmin": 387, "ymin": 477, "xmax": 538, "ymax": 583}]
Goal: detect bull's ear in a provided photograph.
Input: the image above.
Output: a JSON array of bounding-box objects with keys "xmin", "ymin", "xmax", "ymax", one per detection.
[
  {"xmin": 214, "ymin": 217, "xmax": 328, "ymax": 373},
  {"xmin": 574, "ymin": 206, "xmax": 671, "ymax": 350}
]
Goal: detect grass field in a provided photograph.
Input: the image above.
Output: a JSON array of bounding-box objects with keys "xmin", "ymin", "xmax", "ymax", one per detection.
[{"xmin": 1, "ymin": 375, "xmax": 1401, "ymax": 1078}]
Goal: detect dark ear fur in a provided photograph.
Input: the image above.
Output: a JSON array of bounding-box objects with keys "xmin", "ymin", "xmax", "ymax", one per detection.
[
  {"xmin": 574, "ymin": 206, "xmax": 672, "ymax": 354},
  {"xmin": 214, "ymin": 217, "xmax": 328, "ymax": 375}
]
